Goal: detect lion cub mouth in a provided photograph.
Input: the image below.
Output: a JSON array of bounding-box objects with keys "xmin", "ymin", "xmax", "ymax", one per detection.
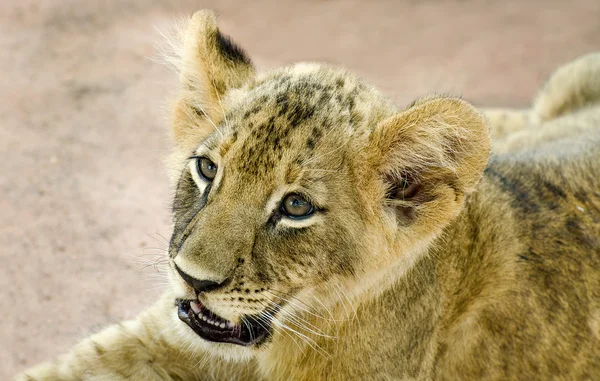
[{"xmin": 177, "ymin": 299, "xmax": 273, "ymax": 346}]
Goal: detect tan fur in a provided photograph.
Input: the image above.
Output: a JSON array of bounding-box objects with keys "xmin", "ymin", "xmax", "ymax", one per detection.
[
  {"xmin": 17, "ymin": 11, "xmax": 600, "ymax": 381},
  {"xmin": 484, "ymin": 53, "xmax": 600, "ymax": 153}
]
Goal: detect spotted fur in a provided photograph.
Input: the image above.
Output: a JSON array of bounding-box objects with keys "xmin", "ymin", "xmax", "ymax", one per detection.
[{"xmin": 17, "ymin": 11, "xmax": 600, "ymax": 381}]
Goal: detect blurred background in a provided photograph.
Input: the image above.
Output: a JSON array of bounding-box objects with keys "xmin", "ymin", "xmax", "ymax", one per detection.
[{"xmin": 1, "ymin": 0, "xmax": 599, "ymax": 377}]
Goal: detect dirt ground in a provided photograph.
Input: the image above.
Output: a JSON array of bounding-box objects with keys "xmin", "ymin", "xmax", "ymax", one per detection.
[{"xmin": 2, "ymin": 0, "xmax": 599, "ymax": 378}]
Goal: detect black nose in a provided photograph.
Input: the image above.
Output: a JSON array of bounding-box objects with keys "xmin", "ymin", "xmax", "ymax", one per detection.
[{"xmin": 175, "ymin": 264, "xmax": 222, "ymax": 294}]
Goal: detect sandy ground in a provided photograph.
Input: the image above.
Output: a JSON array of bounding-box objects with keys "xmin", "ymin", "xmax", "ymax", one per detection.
[{"xmin": 1, "ymin": 0, "xmax": 599, "ymax": 378}]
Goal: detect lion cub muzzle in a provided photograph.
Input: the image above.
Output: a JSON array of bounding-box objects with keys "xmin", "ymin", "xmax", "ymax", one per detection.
[{"xmin": 175, "ymin": 264, "xmax": 276, "ymax": 347}]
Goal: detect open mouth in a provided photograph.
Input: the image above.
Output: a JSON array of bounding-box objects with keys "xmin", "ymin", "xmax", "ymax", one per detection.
[{"xmin": 177, "ymin": 299, "xmax": 273, "ymax": 346}]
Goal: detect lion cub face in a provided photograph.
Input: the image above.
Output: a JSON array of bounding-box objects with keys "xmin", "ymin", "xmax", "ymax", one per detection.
[{"xmin": 164, "ymin": 11, "xmax": 490, "ymax": 358}]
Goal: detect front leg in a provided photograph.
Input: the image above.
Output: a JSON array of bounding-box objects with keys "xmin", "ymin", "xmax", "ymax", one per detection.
[{"xmin": 16, "ymin": 294, "xmax": 257, "ymax": 381}]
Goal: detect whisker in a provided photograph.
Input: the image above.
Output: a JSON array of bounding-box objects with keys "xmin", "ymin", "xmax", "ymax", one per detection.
[
  {"xmin": 265, "ymin": 290, "xmax": 326, "ymax": 319},
  {"xmin": 301, "ymin": 136, "xmax": 351, "ymax": 167},
  {"xmin": 241, "ymin": 316, "xmax": 254, "ymax": 343},
  {"xmin": 139, "ymin": 247, "xmax": 168, "ymax": 253},
  {"xmin": 211, "ymin": 77, "xmax": 230, "ymax": 130},
  {"xmin": 256, "ymin": 310, "xmax": 305, "ymax": 353},
  {"xmin": 253, "ymin": 299, "xmax": 332, "ymax": 359},
  {"xmin": 334, "ymin": 283, "xmax": 358, "ymax": 321},
  {"xmin": 265, "ymin": 289, "xmax": 343, "ymax": 323},
  {"xmin": 307, "ymin": 168, "xmax": 339, "ymax": 173},
  {"xmin": 135, "ymin": 260, "xmax": 168, "ymax": 274},
  {"xmin": 192, "ymin": 99, "xmax": 224, "ymax": 138},
  {"xmin": 141, "ymin": 274, "xmax": 170, "ymax": 281},
  {"xmin": 142, "ymin": 285, "xmax": 169, "ymax": 293},
  {"xmin": 273, "ymin": 319, "xmax": 331, "ymax": 360},
  {"xmin": 258, "ymin": 295, "xmax": 335, "ymax": 339},
  {"xmin": 332, "ymin": 287, "xmax": 351, "ymax": 322},
  {"xmin": 310, "ymin": 293, "xmax": 336, "ymax": 322},
  {"xmin": 310, "ymin": 292, "xmax": 344, "ymax": 339},
  {"xmin": 151, "ymin": 231, "xmax": 171, "ymax": 247}
]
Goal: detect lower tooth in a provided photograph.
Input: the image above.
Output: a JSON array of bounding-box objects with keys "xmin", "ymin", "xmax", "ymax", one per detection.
[{"xmin": 196, "ymin": 312, "xmax": 231, "ymax": 329}]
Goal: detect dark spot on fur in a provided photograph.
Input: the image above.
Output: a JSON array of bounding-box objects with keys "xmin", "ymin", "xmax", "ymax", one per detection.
[
  {"xmin": 518, "ymin": 254, "xmax": 529, "ymax": 261},
  {"xmin": 484, "ymin": 167, "xmax": 540, "ymax": 214},
  {"xmin": 574, "ymin": 191, "xmax": 590, "ymax": 204},
  {"xmin": 276, "ymin": 93, "xmax": 290, "ymax": 117},
  {"xmin": 92, "ymin": 341, "xmax": 106, "ymax": 356},
  {"xmin": 243, "ymin": 105, "xmax": 262, "ymax": 119},
  {"xmin": 215, "ymin": 30, "xmax": 252, "ymax": 65},
  {"xmin": 313, "ymin": 127, "xmax": 323, "ymax": 141},
  {"xmin": 288, "ymin": 103, "xmax": 316, "ymax": 128},
  {"xmin": 191, "ymin": 105, "xmax": 206, "ymax": 119},
  {"xmin": 273, "ymin": 136, "xmax": 282, "ymax": 152},
  {"xmin": 565, "ymin": 216, "xmax": 594, "ymax": 247},
  {"xmin": 542, "ymin": 181, "xmax": 567, "ymax": 199}
]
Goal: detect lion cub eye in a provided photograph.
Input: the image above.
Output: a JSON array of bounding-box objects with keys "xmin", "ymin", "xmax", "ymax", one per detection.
[
  {"xmin": 281, "ymin": 194, "xmax": 314, "ymax": 218},
  {"xmin": 196, "ymin": 157, "xmax": 218, "ymax": 181}
]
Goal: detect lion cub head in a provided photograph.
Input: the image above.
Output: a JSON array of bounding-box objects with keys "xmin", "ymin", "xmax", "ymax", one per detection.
[{"xmin": 164, "ymin": 10, "xmax": 490, "ymax": 359}]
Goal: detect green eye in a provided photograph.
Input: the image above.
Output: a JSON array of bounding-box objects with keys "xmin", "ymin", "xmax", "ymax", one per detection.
[
  {"xmin": 281, "ymin": 194, "xmax": 314, "ymax": 218},
  {"xmin": 196, "ymin": 157, "xmax": 218, "ymax": 181}
]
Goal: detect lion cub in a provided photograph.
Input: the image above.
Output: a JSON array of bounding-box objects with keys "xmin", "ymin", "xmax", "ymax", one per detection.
[{"xmin": 18, "ymin": 10, "xmax": 600, "ymax": 381}]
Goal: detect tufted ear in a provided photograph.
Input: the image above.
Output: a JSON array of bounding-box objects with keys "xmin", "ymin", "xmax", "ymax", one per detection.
[
  {"xmin": 170, "ymin": 10, "xmax": 255, "ymax": 149},
  {"xmin": 366, "ymin": 97, "xmax": 490, "ymax": 230}
]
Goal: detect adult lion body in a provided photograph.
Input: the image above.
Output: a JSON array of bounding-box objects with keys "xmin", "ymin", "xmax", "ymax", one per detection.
[{"xmin": 18, "ymin": 11, "xmax": 600, "ymax": 381}]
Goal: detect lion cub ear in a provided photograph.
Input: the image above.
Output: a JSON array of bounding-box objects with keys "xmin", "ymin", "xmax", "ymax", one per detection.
[
  {"xmin": 170, "ymin": 10, "xmax": 255, "ymax": 149},
  {"xmin": 367, "ymin": 97, "xmax": 490, "ymax": 229}
]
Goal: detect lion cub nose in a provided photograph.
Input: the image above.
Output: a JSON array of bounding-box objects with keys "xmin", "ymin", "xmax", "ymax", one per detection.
[{"xmin": 175, "ymin": 264, "xmax": 224, "ymax": 294}]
